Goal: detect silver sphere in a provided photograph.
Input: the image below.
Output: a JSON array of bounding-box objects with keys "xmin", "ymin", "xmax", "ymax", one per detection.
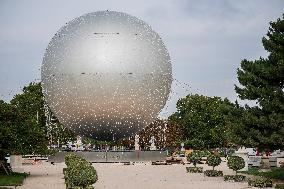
[{"xmin": 42, "ymin": 11, "xmax": 172, "ymax": 140}]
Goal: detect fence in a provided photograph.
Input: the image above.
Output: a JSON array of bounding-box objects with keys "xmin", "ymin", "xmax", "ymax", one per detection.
[{"xmin": 48, "ymin": 151, "xmax": 167, "ymax": 163}]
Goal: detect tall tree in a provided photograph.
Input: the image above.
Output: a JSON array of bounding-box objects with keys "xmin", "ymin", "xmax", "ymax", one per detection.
[
  {"xmin": 0, "ymin": 100, "xmax": 16, "ymax": 158},
  {"xmin": 1, "ymin": 83, "xmax": 49, "ymax": 155},
  {"xmin": 234, "ymin": 15, "xmax": 284, "ymax": 150},
  {"xmin": 169, "ymin": 94, "xmax": 232, "ymax": 149},
  {"xmin": 10, "ymin": 82, "xmax": 46, "ymax": 130}
]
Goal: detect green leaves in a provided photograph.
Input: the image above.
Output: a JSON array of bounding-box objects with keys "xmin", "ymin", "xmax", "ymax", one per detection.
[
  {"xmin": 234, "ymin": 14, "xmax": 284, "ymax": 151},
  {"xmin": 169, "ymin": 94, "xmax": 232, "ymax": 149},
  {"xmin": 0, "ymin": 82, "xmax": 48, "ymax": 155},
  {"xmin": 207, "ymin": 154, "xmax": 221, "ymax": 170},
  {"xmin": 227, "ymin": 156, "xmax": 245, "ymax": 175},
  {"xmin": 64, "ymin": 154, "xmax": 98, "ymax": 188},
  {"xmin": 187, "ymin": 150, "xmax": 203, "ymax": 167}
]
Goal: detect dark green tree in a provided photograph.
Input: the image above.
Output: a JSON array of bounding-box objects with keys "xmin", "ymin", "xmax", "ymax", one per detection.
[
  {"xmin": 227, "ymin": 156, "xmax": 245, "ymax": 175},
  {"xmin": 207, "ymin": 154, "xmax": 221, "ymax": 170},
  {"xmin": 10, "ymin": 82, "xmax": 46, "ymax": 130},
  {"xmin": 0, "ymin": 100, "xmax": 16, "ymax": 158},
  {"xmin": 0, "ymin": 101, "xmax": 48, "ymax": 155},
  {"xmin": 0, "ymin": 83, "xmax": 49, "ymax": 155},
  {"xmin": 169, "ymin": 94, "xmax": 233, "ymax": 149},
  {"xmin": 0, "ymin": 82, "xmax": 75, "ymax": 156},
  {"xmin": 234, "ymin": 15, "xmax": 284, "ymax": 150}
]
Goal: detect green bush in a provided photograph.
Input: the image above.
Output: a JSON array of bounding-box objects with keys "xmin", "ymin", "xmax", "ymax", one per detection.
[
  {"xmin": 224, "ymin": 175, "xmax": 246, "ymax": 182},
  {"xmin": 187, "ymin": 151, "xmax": 203, "ymax": 167},
  {"xmin": 200, "ymin": 150, "xmax": 211, "ymax": 158},
  {"xmin": 64, "ymin": 154, "xmax": 98, "ymax": 189},
  {"xmin": 207, "ymin": 154, "xmax": 221, "ymax": 170},
  {"xmin": 204, "ymin": 170, "xmax": 223, "ymax": 177},
  {"xmin": 66, "ymin": 163, "xmax": 97, "ymax": 188},
  {"xmin": 65, "ymin": 153, "xmax": 88, "ymax": 167},
  {"xmin": 65, "ymin": 153, "xmax": 78, "ymax": 167},
  {"xmin": 247, "ymin": 177, "xmax": 272, "ymax": 188},
  {"xmin": 275, "ymin": 183, "xmax": 284, "ymax": 189},
  {"xmin": 186, "ymin": 167, "xmax": 203, "ymax": 173},
  {"xmin": 227, "ymin": 156, "xmax": 245, "ymax": 175}
]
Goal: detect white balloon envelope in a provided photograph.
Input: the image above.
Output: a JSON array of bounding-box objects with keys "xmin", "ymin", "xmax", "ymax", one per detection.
[{"xmin": 42, "ymin": 11, "xmax": 172, "ymax": 140}]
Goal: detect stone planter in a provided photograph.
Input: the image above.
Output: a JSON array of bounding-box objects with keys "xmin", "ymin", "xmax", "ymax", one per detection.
[{"xmin": 10, "ymin": 154, "xmax": 23, "ymax": 172}]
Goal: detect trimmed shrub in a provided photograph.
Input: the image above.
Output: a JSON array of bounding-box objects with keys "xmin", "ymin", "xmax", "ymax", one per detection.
[
  {"xmin": 200, "ymin": 150, "xmax": 211, "ymax": 158},
  {"xmin": 187, "ymin": 151, "xmax": 203, "ymax": 167},
  {"xmin": 227, "ymin": 156, "xmax": 245, "ymax": 175},
  {"xmin": 186, "ymin": 167, "xmax": 203, "ymax": 173},
  {"xmin": 64, "ymin": 153, "xmax": 98, "ymax": 189},
  {"xmin": 66, "ymin": 163, "xmax": 97, "ymax": 188},
  {"xmin": 65, "ymin": 153, "xmax": 84, "ymax": 167},
  {"xmin": 247, "ymin": 177, "xmax": 273, "ymax": 188},
  {"xmin": 224, "ymin": 175, "xmax": 246, "ymax": 182},
  {"xmin": 207, "ymin": 154, "xmax": 221, "ymax": 170},
  {"xmin": 204, "ymin": 170, "xmax": 223, "ymax": 177}
]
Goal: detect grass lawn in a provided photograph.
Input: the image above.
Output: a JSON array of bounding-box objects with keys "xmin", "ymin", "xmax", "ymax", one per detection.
[
  {"xmin": 0, "ymin": 172, "xmax": 28, "ymax": 186},
  {"xmin": 240, "ymin": 167, "xmax": 284, "ymax": 180}
]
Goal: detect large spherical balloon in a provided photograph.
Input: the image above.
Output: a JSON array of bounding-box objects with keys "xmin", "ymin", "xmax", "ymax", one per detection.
[{"xmin": 42, "ymin": 11, "xmax": 172, "ymax": 140}]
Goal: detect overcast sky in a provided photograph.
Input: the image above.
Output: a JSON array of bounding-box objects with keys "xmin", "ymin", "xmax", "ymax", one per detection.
[{"xmin": 0, "ymin": 0, "xmax": 283, "ymax": 117}]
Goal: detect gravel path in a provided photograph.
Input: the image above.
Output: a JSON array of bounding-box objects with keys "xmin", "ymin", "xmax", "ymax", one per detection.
[{"xmin": 16, "ymin": 161, "xmax": 262, "ymax": 189}]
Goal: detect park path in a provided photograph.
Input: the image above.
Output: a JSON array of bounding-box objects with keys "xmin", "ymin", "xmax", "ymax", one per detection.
[{"xmin": 17, "ymin": 161, "xmax": 261, "ymax": 189}]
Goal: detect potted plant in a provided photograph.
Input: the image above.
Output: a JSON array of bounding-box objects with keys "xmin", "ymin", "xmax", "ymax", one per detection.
[
  {"xmin": 186, "ymin": 151, "xmax": 203, "ymax": 173},
  {"xmin": 204, "ymin": 154, "xmax": 223, "ymax": 177},
  {"xmin": 224, "ymin": 156, "xmax": 246, "ymax": 182}
]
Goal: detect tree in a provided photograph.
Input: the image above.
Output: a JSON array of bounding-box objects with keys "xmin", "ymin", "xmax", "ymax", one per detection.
[
  {"xmin": 234, "ymin": 15, "xmax": 284, "ymax": 150},
  {"xmin": 10, "ymin": 82, "xmax": 46, "ymax": 130},
  {"xmin": 0, "ymin": 83, "xmax": 49, "ymax": 155},
  {"xmin": 169, "ymin": 94, "xmax": 233, "ymax": 149},
  {"xmin": 207, "ymin": 154, "xmax": 221, "ymax": 170},
  {"xmin": 138, "ymin": 119, "xmax": 184, "ymax": 149},
  {"xmin": 1, "ymin": 82, "xmax": 75, "ymax": 156},
  {"xmin": 227, "ymin": 156, "xmax": 245, "ymax": 175},
  {"xmin": 0, "ymin": 100, "xmax": 16, "ymax": 158},
  {"xmin": 187, "ymin": 150, "xmax": 202, "ymax": 167}
]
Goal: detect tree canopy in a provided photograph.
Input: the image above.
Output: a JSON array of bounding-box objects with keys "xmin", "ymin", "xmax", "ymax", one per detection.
[
  {"xmin": 0, "ymin": 83, "xmax": 48, "ymax": 155},
  {"xmin": 234, "ymin": 14, "xmax": 284, "ymax": 150},
  {"xmin": 0, "ymin": 82, "xmax": 75, "ymax": 156},
  {"xmin": 169, "ymin": 94, "xmax": 233, "ymax": 149}
]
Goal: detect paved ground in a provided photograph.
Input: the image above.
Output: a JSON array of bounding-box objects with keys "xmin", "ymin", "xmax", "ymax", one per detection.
[{"xmin": 15, "ymin": 161, "xmax": 265, "ymax": 189}]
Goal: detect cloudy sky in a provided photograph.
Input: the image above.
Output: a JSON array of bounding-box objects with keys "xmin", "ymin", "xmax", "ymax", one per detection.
[{"xmin": 0, "ymin": 0, "xmax": 283, "ymax": 117}]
